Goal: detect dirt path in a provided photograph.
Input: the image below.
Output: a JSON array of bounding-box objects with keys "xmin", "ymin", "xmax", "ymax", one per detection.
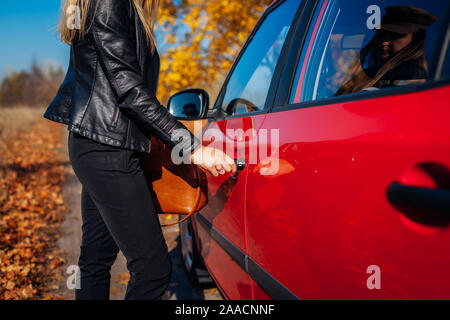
[{"xmin": 52, "ymin": 126, "xmax": 222, "ymax": 300}]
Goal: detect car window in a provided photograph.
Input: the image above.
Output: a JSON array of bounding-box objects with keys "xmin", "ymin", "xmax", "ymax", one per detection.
[
  {"xmin": 219, "ymin": 0, "xmax": 301, "ymax": 116},
  {"xmin": 289, "ymin": 0, "xmax": 448, "ymax": 104},
  {"xmin": 442, "ymin": 45, "xmax": 450, "ymax": 80}
]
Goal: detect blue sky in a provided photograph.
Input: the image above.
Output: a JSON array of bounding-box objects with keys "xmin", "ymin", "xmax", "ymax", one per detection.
[
  {"xmin": 0, "ymin": 0, "xmax": 70, "ymax": 81},
  {"xmin": 0, "ymin": 0, "xmax": 179, "ymax": 82}
]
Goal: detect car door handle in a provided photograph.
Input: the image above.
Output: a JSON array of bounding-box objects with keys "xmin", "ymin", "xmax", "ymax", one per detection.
[
  {"xmin": 231, "ymin": 158, "xmax": 246, "ymax": 179},
  {"xmin": 234, "ymin": 158, "xmax": 246, "ymax": 171},
  {"xmin": 386, "ymin": 182, "xmax": 450, "ymax": 225}
]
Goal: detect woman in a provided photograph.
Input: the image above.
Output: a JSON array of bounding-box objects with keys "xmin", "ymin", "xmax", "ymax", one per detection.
[
  {"xmin": 335, "ymin": 5, "xmax": 437, "ymax": 96},
  {"xmin": 43, "ymin": 0, "xmax": 236, "ymax": 300}
]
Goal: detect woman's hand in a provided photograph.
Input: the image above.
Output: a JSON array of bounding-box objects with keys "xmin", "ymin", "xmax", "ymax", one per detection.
[{"xmin": 190, "ymin": 146, "xmax": 237, "ymax": 177}]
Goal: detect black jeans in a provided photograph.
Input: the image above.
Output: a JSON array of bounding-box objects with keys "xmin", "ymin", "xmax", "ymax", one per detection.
[{"xmin": 68, "ymin": 130, "xmax": 172, "ymax": 300}]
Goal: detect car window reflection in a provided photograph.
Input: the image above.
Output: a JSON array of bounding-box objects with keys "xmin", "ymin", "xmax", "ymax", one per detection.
[{"xmin": 336, "ymin": 6, "xmax": 437, "ymax": 96}]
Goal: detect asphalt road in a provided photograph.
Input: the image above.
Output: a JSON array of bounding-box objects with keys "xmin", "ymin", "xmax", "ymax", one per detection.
[{"xmin": 51, "ymin": 127, "xmax": 222, "ymax": 300}]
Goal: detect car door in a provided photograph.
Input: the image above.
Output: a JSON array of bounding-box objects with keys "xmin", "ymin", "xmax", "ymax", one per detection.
[
  {"xmin": 192, "ymin": 0, "xmax": 303, "ymax": 299},
  {"xmin": 245, "ymin": 0, "xmax": 450, "ymax": 299}
]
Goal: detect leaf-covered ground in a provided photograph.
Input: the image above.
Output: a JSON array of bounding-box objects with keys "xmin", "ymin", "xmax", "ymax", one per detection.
[
  {"xmin": 0, "ymin": 113, "xmax": 67, "ymax": 300},
  {"xmin": 0, "ymin": 108, "xmax": 221, "ymax": 300}
]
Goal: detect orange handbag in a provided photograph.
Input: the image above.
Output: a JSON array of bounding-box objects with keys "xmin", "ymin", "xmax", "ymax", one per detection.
[{"xmin": 139, "ymin": 121, "xmax": 208, "ymax": 227}]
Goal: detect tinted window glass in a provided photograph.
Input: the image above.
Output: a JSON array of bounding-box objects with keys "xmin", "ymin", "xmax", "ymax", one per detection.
[
  {"xmin": 442, "ymin": 45, "xmax": 450, "ymax": 80},
  {"xmin": 290, "ymin": 0, "xmax": 447, "ymax": 103},
  {"xmin": 220, "ymin": 0, "xmax": 301, "ymax": 116}
]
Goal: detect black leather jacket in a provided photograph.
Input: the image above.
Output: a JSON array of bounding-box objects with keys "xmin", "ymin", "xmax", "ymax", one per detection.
[{"xmin": 43, "ymin": 0, "xmax": 200, "ymax": 154}]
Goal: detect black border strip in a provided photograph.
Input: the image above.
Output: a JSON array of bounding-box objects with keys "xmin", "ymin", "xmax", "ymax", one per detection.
[
  {"xmin": 196, "ymin": 213, "xmax": 247, "ymax": 272},
  {"xmin": 264, "ymin": 0, "xmax": 311, "ymax": 111},
  {"xmin": 196, "ymin": 213, "xmax": 300, "ymax": 300},
  {"xmin": 272, "ymin": 0, "xmax": 318, "ymax": 109},
  {"xmin": 247, "ymin": 257, "xmax": 299, "ymax": 300}
]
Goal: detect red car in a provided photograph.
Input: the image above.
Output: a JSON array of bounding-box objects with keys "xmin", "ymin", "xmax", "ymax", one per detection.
[{"xmin": 169, "ymin": 0, "xmax": 450, "ymax": 299}]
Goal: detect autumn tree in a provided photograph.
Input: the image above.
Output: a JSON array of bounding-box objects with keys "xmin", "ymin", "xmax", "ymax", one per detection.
[
  {"xmin": 157, "ymin": 0, "xmax": 273, "ymax": 103},
  {"xmin": 1, "ymin": 1, "xmax": 273, "ymax": 107},
  {"xmin": 0, "ymin": 61, "xmax": 64, "ymax": 108}
]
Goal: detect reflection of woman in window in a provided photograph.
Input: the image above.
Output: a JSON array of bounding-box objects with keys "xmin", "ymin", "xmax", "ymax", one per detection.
[{"xmin": 336, "ymin": 6, "xmax": 437, "ymax": 96}]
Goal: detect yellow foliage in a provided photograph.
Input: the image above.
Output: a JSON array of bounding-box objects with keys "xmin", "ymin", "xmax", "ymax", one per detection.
[{"xmin": 156, "ymin": 0, "xmax": 273, "ymax": 103}]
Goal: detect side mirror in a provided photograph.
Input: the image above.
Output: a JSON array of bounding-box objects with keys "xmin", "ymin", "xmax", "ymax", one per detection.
[{"xmin": 167, "ymin": 88, "xmax": 209, "ymax": 120}]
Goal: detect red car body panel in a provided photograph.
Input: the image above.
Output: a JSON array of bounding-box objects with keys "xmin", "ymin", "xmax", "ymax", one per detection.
[
  {"xmin": 188, "ymin": 0, "xmax": 450, "ymax": 300},
  {"xmin": 246, "ymin": 85, "xmax": 450, "ymax": 299},
  {"xmin": 193, "ymin": 220, "xmax": 252, "ymax": 299},
  {"xmin": 194, "ymin": 115, "xmax": 267, "ymax": 299}
]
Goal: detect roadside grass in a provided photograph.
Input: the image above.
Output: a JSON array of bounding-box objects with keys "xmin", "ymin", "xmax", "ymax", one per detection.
[{"xmin": 0, "ymin": 106, "xmax": 46, "ymax": 143}]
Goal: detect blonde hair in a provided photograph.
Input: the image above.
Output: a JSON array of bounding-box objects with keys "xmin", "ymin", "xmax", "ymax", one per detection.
[{"xmin": 59, "ymin": 0, "xmax": 159, "ymax": 53}]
